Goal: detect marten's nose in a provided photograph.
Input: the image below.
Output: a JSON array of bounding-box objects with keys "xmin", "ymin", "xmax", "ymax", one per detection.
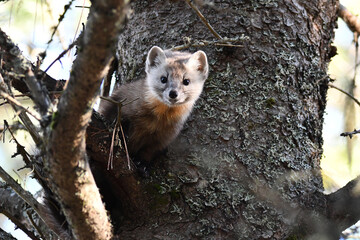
[{"xmin": 169, "ymin": 90, "xmax": 178, "ymax": 99}]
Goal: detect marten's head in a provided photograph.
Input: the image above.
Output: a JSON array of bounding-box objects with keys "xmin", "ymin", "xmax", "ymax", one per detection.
[{"xmin": 145, "ymin": 46, "xmax": 208, "ymax": 106}]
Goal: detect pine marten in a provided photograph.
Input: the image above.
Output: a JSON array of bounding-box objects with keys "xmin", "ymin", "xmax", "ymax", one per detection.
[{"xmin": 99, "ymin": 46, "xmax": 208, "ymax": 171}]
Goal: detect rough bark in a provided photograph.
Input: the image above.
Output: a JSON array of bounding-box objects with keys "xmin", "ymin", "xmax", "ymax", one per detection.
[
  {"xmin": 327, "ymin": 176, "xmax": 360, "ymax": 232},
  {"xmin": 93, "ymin": 0, "xmax": 340, "ymax": 239},
  {"xmin": 4, "ymin": 0, "xmax": 360, "ymax": 239},
  {"xmin": 0, "ymin": 186, "xmax": 39, "ymax": 240}
]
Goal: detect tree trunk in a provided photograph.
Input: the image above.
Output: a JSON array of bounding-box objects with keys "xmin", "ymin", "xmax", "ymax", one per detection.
[
  {"xmin": 3, "ymin": 0, "xmax": 352, "ymax": 239},
  {"xmin": 106, "ymin": 0, "xmax": 339, "ymax": 239}
]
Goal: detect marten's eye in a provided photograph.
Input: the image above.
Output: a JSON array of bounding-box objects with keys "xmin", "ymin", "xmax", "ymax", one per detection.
[
  {"xmin": 160, "ymin": 76, "xmax": 168, "ymax": 84},
  {"xmin": 183, "ymin": 79, "xmax": 190, "ymax": 86}
]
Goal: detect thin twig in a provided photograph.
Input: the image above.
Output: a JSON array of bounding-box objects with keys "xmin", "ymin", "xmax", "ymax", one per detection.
[
  {"xmin": 100, "ymin": 96, "xmax": 136, "ymax": 170},
  {"xmin": 3, "ymin": 120, "xmax": 43, "ymax": 183},
  {"xmin": 0, "ymin": 87, "xmax": 41, "ymax": 122},
  {"xmin": 119, "ymin": 115, "xmax": 131, "ymax": 170},
  {"xmin": 107, "ymin": 123, "xmax": 117, "ymax": 170},
  {"xmin": 0, "ymin": 40, "xmax": 42, "ymax": 145},
  {"xmin": 341, "ymin": 129, "xmax": 360, "ymax": 138},
  {"xmin": 42, "ymin": 41, "xmax": 76, "ymax": 75},
  {"xmin": 99, "ymin": 96, "xmax": 139, "ymax": 106},
  {"xmin": 16, "ymin": 110, "xmax": 42, "ymax": 146},
  {"xmin": 328, "ymin": 83, "xmax": 360, "ymax": 108},
  {"xmin": 0, "ymin": 91, "xmax": 63, "ymax": 99},
  {"xmin": 43, "ymin": 1, "xmax": 67, "ymax": 50},
  {"xmin": 185, "ymin": 0, "xmax": 222, "ymax": 39},
  {"xmin": 72, "ymin": 0, "xmax": 86, "ymax": 44},
  {"xmin": 171, "ymin": 37, "xmax": 245, "ymax": 51},
  {"xmin": 26, "ymin": 210, "xmax": 47, "ymax": 240},
  {"xmin": 47, "ymin": 0, "xmax": 76, "ymax": 45}
]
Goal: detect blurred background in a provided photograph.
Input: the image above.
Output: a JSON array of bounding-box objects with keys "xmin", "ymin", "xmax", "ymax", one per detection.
[
  {"xmin": 0, "ymin": 0, "xmax": 359, "ymax": 239},
  {"xmin": 323, "ymin": 0, "xmax": 360, "ymax": 192}
]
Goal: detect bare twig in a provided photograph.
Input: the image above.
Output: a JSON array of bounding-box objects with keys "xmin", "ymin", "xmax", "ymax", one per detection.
[
  {"xmin": 171, "ymin": 37, "xmax": 245, "ymax": 51},
  {"xmin": 119, "ymin": 121, "xmax": 130, "ymax": 170},
  {"xmin": 47, "ymin": 0, "xmax": 76, "ymax": 45},
  {"xmin": 0, "ymin": 28, "xmax": 64, "ymax": 97},
  {"xmin": 0, "ymin": 73, "xmax": 42, "ymax": 145},
  {"xmin": 0, "ymin": 91, "xmax": 63, "ymax": 100},
  {"xmin": 0, "ymin": 86, "xmax": 41, "ymax": 122},
  {"xmin": 339, "ymin": 4, "xmax": 360, "ymax": 35},
  {"xmin": 328, "ymin": 83, "xmax": 360, "ymax": 108},
  {"xmin": 100, "ymin": 96, "xmax": 133, "ymax": 170},
  {"xmin": 26, "ymin": 210, "xmax": 46, "ymax": 240},
  {"xmin": 43, "ymin": 1, "xmax": 67, "ymax": 50},
  {"xmin": 0, "ymin": 183, "xmax": 56, "ymax": 240},
  {"xmin": 340, "ymin": 129, "xmax": 360, "ymax": 138},
  {"xmin": 4, "ymin": 121, "xmax": 31, "ymax": 165},
  {"xmin": 0, "ymin": 122, "xmax": 25, "ymax": 134},
  {"xmin": 107, "ymin": 123, "xmax": 117, "ymax": 170},
  {"xmin": 185, "ymin": 0, "xmax": 222, "ymax": 39},
  {"xmin": 43, "ymin": 41, "xmax": 76, "ymax": 75},
  {"xmin": 3, "ymin": 120, "xmax": 43, "ymax": 184}
]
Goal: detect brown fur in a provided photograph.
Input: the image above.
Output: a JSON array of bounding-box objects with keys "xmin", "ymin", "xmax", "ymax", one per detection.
[{"xmin": 98, "ymin": 46, "xmax": 208, "ymax": 163}]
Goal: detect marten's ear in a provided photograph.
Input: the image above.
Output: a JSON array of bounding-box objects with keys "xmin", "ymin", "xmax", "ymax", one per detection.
[
  {"xmin": 146, "ymin": 46, "xmax": 166, "ymax": 73},
  {"xmin": 187, "ymin": 50, "xmax": 209, "ymax": 79}
]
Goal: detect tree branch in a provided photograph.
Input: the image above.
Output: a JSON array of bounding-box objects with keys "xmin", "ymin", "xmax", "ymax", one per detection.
[
  {"xmin": 1, "ymin": 209, "xmax": 40, "ymax": 240},
  {"xmin": 339, "ymin": 4, "xmax": 360, "ymax": 35},
  {"xmin": 45, "ymin": 1, "xmax": 129, "ymax": 239},
  {"xmin": 0, "ymin": 184, "xmax": 40, "ymax": 240},
  {"xmin": 24, "ymin": 68, "xmax": 52, "ymax": 117},
  {"xmin": 0, "ymin": 28, "xmax": 66, "ymax": 96},
  {"xmin": 0, "ymin": 169, "xmax": 61, "ymax": 239},
  {"xmin": 0, "ymin": 85, "xmax": 41, "ymax": 122},
  {"xmin": 328, "ymin": 83, "xmax": 360, "ymax": 108},
  {"xmin": 326, "ymin": 176, "xmax": 360, "ymax": 233},
  {"xmin": 0, "ymin": 74, "xmax": 42, "ymax": 145},
  {"xmin": 185, "ymin": 0, "xmax": 222, "ymax": 39}
]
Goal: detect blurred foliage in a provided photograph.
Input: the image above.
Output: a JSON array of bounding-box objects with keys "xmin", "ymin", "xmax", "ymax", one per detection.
[{"xmin": 322, "ymin": 1, "xmax": 360, "ymax": 194}]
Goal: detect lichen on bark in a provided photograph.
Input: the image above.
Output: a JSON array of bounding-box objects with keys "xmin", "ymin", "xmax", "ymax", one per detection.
[{"xmin": 108, "ymin": 0, "xmax": 339, "ymax": 239}]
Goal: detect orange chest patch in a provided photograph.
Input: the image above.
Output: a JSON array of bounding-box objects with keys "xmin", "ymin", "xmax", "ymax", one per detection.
[{"xmin": 146, "ymin": 98, "xmax": 189, "ymax": 123}]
